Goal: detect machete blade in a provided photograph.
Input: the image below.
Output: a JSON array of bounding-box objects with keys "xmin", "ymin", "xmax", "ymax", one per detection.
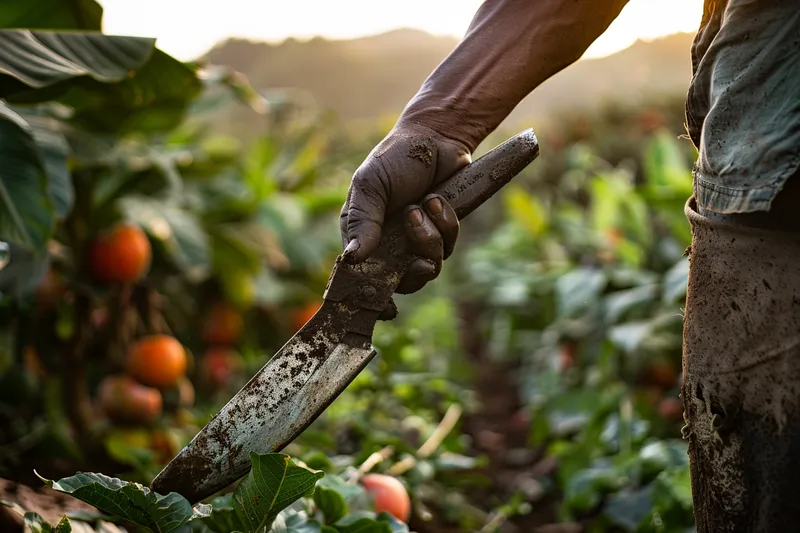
[{"xmin": 151, "ymin": 129, "xmax": 540, "ymax": 503}]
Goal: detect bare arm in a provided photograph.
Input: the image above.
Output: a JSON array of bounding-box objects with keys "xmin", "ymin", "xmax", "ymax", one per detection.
[
  {"xmin": 400, "ymin": 0, "xmax": 630, "ymax": 151},
  {"xmin": 340, "ymin": 0, "xmax": 628, "ymax": 295}
]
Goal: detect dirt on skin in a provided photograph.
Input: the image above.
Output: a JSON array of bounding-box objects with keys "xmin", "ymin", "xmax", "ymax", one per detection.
[{"xmin": 407, "ymin": 141, "xmax": 434, "ymax": 167}]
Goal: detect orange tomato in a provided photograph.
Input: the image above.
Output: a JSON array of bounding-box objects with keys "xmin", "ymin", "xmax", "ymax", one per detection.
[
  {"xmin": 361, "ymin": 474, "xmax": 411, "ymax": 523},
  {"xmin": 88, "ymin": 224, "xmax": 151, "ymax": 284},
  {"xmin": 126, "ymin": 335, "xmax": 187, "ymax": 389}
]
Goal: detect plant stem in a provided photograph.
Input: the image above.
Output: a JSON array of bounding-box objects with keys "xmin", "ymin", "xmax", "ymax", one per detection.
[
  {"xmin": 62, "ymin": 290, "xmax": 95, "ymax": 443},
  {"xmin": 387, "ymin": 403, "xmax": 463, "ymax": 476}
]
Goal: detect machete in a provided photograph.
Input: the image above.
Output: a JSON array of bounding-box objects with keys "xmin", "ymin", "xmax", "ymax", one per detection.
[{"xmin": 151, "ymin": 129, "xmax": 540, "ymax": 503}]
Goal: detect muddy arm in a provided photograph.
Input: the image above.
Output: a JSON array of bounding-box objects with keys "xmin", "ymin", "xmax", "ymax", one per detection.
[{"xmin": 400, "ymin": 0, "xmax": 630, "ymax": 152}]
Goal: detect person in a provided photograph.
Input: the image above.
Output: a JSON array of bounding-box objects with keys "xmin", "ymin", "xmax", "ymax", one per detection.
[{"xmin": 339, "ymin": 0, "xmax": 800, "ymax": 530}]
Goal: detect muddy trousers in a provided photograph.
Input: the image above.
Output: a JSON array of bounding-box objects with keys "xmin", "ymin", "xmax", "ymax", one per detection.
[{"xmin": 682, "ymin": 197, "xmax": 800, "ymax": 532}]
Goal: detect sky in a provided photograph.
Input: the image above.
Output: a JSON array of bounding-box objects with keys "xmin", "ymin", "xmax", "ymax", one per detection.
[{"xmin": 99, "ymin": 0, "xmax": 702, "ymax": 61}]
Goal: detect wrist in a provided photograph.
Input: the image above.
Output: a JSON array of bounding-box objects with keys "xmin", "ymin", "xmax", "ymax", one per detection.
[{"xmin": 397, "ymin": 93, "xmax": 489, "ymax": 154}]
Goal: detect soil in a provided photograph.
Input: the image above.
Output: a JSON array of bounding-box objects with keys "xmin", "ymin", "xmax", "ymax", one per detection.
[
  {"xmin": 0, "ymin": 477, "xmax": 98, "ymax": 531},
  {"xmin": 415, "ymin": 301, "xmax": 573, "ymax": 533}
]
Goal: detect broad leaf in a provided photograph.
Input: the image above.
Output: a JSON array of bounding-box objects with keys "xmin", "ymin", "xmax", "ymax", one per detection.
[
  {"xmin": 313, "ymin": 485, "xmax": 347, "ymax": 524},
  {"xmin": 375, "ymin": 513, "xmax": 409, "ymax": 533},
  {"xmin": 36, "ymin": 471, "xmax": 196, "ymax": 533},
  {"xmin": 0, "ymin": 30, "xmax": 154, "ymax": 99},
  {"xmin": 61, "ymin": 49, "xmax": 203, "ymax": 134},
  {"xmin": 0, "ymin": 0, "xmax": 103, "ymax": 31},
  {"xmin": 0, "ymin": 103, "xmax": 54, "ymax": 251},
  {"xmin": 331, "ymin": 516, "xmax": 392, "ymax": 533},
  {"xmin": 555, "ymin": 267, "xmax": 607, "ymax": 318},
  {"xmin": 0, "ymin": 31, "xmax": 202, "ymax": 134},
  {"xmin": 202, "ymin": 494, "xmax": 245, "ymax": 533},
  {"xmin": 272, "ymin": 508, "xmax": 325, "ymax": 533},
  {"xmin": 232, "ymin": 452, "xmax": 324, "ymax": 533},
  {"xmin": 15, "ymin": 106, "xmax": 73, "ymax": 217}
]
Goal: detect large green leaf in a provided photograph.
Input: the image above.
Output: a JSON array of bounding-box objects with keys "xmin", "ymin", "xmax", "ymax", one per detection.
[
  {"xmin": 60, "ymin": 49, "xmax": 203, "ymax": 134},
  {"xmin": 0, "ymin": 30, "xmax": 202, "ymax": 134},
  {"xmin": 16, "ymin": 106, "xmax": 73, "ymax": 217},
  {"xmin": 36, "ymin": 470, "xmax": 204, "ymax": 533},
  {"xmin": 0, "ymin": 30, "xmax": 154, "ymax": 98},
  {"xmin": 0, "ymin": 103, "xmax": 54, "ymax": 251},
  {"xmin": 232, "ymin": 452, "xmax": 324, "ymax": 533},
  {"xmin": 314, "ymin": 485, "xmax": 348, "ymax": 524},
  {"xmin": 0, "ymin": 0, "xmax": 103, "ymax": 31}
]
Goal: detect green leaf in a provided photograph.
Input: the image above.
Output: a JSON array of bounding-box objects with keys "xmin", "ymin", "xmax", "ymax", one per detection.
[
  {"xmin": 0, "ymin": 30, "xmax": 154, "ymax": 99},
  {"xmin": 24, "ymin": 512, "xmax": 53, "ymax": 533},
  {"xmin": 331, "ymin": 516, "xmax": 392, "ymax": 533},
  {"xmin": 314, "ymin": 486, "xmax": 348, "ymax": 524},
  {"xmin": 36, "ymin": 470, "xmax": 196, "ymax": 533},
  {"xmin": 662, "ymin": 257, "xmax": 689, "ymax": 304},
  {"xmin": 504, "ymin": 186, "xmax": 547, "ymax": 236},
  {"xmin": 0, "ymin": 0, "xmax": 103, "ymax": 31},
  {"xmin": 61, "ymin": 49, "xmax": 203, "ymax": 134},
  {"xmin": 232, "ymin": 453, "xmax": 324, "ymax": 533},
  {"xmin": 603, "ymin": 487, "xmax": 653, "ymax": 532},
  {"xmin": 203, "ymin": 494, "xmax": 245, "ymax": 533},
  {"xmin": 555, "ymin": 268, "xmax": 607, "ymax": 318},
  {"xmin": 0, "ymin": 31, "xmax": 202, "ymax": 134},
  {"xmin": 53, "ymin": 516, "xmax": 72, "ymax": 533},
  {"xmin": 15, "ymin": 107, "xmax": 73, "ymax": 217},
  {"xmin": 0, "ymin": 103, "xmax": 53, "ymax": 252},
  {"xmin": 271, "ymin": 508, "xmax": 325, "ymax": 533},
  {"xmin": 643, "ymin": 131, "xmax": 693, "ymax": 197},
  {"xmin": 376, "ymin": 513, "xmax": 409, "ymax": 533}
]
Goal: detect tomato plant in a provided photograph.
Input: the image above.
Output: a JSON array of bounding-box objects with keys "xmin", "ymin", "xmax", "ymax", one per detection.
[{"xmin": 0, "ymin": 2, "xmax": 698, "ymax": 532}]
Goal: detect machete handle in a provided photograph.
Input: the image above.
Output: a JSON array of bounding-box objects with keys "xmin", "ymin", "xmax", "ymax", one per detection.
[
  {"xmin": 374, "ymin": 128, "xmax": 539, "ymax": 261},
  {"xmin": 432, "ymin": 128, "xmax": 539, "ymax": 220}
]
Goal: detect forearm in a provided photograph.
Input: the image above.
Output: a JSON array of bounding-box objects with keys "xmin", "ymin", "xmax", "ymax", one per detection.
[{"xmin": 399, "ymin": 0, "xmax": 629, "ymax": 151}]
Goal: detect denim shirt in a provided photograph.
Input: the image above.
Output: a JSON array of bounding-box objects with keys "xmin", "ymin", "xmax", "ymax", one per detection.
[{"xmin": 686, "ymin": 0, "xmax": 800, "ymax": 214}]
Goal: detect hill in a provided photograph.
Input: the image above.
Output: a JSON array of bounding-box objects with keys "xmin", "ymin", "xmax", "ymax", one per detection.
[{"xmin": 202, "ymin": 28, "xmax": 694, "ymax": 131}]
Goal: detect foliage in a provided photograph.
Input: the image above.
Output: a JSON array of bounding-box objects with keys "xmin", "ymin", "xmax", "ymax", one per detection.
[{"xmin": 0, "ymin": 4, "xmax": 698, "ymax": 533}]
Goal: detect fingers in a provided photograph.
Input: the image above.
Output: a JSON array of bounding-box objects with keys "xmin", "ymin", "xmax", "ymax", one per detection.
[
  {"xmin": 394, "ymin": 196, "xmax": 459, "ymax": 294},
  {"xmin": 341, "ymin": 165, "xmax": 389, "ymax": 263},
  {"xmin": 423, "ymin": 194, "xmax": 459, "ymax": 260}
]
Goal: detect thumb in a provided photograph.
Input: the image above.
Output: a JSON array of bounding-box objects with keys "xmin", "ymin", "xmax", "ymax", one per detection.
[{"xmin": 342, "ymin": 167, "xmax": 389, "ymax": 263}]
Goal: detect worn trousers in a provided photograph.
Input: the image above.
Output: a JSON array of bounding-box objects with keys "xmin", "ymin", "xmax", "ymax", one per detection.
[{"xmin": 682, "ymin": 193, "xmax": 800, "ymax": 532}]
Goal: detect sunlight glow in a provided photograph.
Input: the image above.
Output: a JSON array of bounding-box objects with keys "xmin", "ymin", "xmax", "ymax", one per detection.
[{"xmin": 99, "ymin": 0, "xmax": 702, "ymax": 61}]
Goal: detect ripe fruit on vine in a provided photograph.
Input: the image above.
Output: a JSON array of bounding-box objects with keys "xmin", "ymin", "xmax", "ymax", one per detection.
[
  {"xmin": 202, "ymin": 302, "xmax": 244, "ymax": 345},
  {"xmin": 361, "ymin": 474, "xmax": 411, "ymax": 522},
  {"xmin": 88, "ymin": 224, "xmax": 151, "ymax": 283},
  {"xmin": 126, "ymin": 335, "xmax": 187, "ymax": 389},
  {"xmin": 98, "ymin": 375, "xmax": 163, "ymax": 425}
]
